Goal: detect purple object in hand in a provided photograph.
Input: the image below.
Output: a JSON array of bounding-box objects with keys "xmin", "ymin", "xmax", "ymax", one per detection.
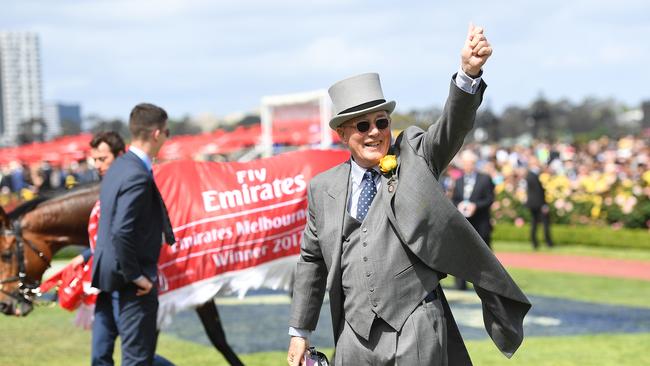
[{"xmin": 305, "ymin": 347, "xmax": 329, "ymax": 366}]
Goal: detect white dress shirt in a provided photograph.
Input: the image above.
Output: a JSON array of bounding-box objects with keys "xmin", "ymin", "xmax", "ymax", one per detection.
[{"xmin": 347, "ymin": 159, "xmax": 382, "ymax": 220}]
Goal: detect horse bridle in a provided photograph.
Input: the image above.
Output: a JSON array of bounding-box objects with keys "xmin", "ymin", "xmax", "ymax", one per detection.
[{"xmin": 0, "ymin": 220, "xmax": 51, "ymax": 305}]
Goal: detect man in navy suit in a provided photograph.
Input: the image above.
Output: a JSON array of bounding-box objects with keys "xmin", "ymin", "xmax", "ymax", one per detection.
[
  {"xmin": 92, "ymin": 103, "xmax": 175, "ymax": 366},
  {"xmin": 452, "ymin": 150, "xmax": 495, "ymax": 290}
]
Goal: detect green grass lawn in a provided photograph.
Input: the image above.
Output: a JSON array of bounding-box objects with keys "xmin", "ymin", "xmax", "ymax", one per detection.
[
  {"xmin": 465, "ymin": 333, "xmax": 650, "ymax": 366},
  {"xmin": 4, "ymin": 278, "xmax": 649, "ymax": 366},
  {"xmin": 505, "ymin": 268, "xmax": 650, "ymax": 308},
  {"xmin": 493, "ymin": 223, "xmax": 650, "ymax": 250},
  {"xmin": 493, "ymin": 240, "xmax": 650, "ymax": 261},
  {"xmin": 441, "ymin": 266, "xmax": 650, "ymax": 309},
  {"xmin": 159, "ymin": 333, "xmax": 650, "ymax": 366},
  {"xmin": 2, "ymin": 306, "xmax": 648, "ymax": 366},
  {"xmin": 3, "ymin": 241, "xmax": 650, "ymax": 365}
]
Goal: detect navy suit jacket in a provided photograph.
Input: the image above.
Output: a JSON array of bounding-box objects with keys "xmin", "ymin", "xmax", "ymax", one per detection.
[
  {"xmin": 452, "ymin": 172, "xmax": 495, "ymax": 238},
  {"xmin": 91, "ymin": 151, "xmax": 174, "ymax": 292},
  {"xmin": 525, "ymin": 170, "xmax": 546, "ymax": 210}
]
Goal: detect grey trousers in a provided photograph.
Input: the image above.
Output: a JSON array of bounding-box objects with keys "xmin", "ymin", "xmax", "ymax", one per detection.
[{"xmin": 334, "ymin": 299, "xmax": 448, "ymax": 366}]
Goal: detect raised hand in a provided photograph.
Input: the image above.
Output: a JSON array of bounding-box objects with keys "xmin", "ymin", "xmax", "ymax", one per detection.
[{"xmin": 461, "ymin": 23, "xmax": 493, "ymax": 77}]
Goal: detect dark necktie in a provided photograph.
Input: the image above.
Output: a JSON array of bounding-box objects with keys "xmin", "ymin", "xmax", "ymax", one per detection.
[{"xmin": 356, "ymin": 169, "xmax": 378, "ymax": 221}]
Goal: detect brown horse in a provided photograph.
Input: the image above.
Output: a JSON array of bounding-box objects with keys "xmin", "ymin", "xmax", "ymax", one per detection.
[
  {"xmin": 0, "ymin": 185, "xmax": 244, "ymax": 366},
  {"xmin": 0, "ymin": 185, "xmax": 97, "ymax": 316}
]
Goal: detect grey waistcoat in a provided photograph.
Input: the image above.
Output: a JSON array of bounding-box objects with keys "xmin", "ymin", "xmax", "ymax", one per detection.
[{"xmin": 341, "ymin": 185, "xmax": 440, "ymax": 341}]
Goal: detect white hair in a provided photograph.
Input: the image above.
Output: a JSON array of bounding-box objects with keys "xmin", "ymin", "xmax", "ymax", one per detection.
[{"xmin": 460, "ymin": 150, "xmax": 478, "ymax": 163}]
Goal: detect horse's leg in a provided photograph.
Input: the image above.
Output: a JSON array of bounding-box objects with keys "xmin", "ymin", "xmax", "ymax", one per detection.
[{"xmin": 196, "ymin": 300, "xmax": 244, "ymax": 366}]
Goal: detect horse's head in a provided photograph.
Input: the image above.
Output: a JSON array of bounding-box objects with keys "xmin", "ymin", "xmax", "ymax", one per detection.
[
  {"xmin": 0, "ymin": 186, "xmax": 98, "ymax": 316},
  {"xmin": 0, "ymin": 207, "xmax": 35, "ymax": 316}
]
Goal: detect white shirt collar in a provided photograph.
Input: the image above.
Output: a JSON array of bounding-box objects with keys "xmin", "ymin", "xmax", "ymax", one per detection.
[
  {"xmin": 129, "ymin": 146, "xmax": 153, "ymax": 172},
  {"xmin": 350, "ymin": 158, "xmax": 380, "ymax": 187}
]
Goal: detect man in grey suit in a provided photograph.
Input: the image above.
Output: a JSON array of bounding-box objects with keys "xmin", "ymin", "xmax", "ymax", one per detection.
[{"xmin": 287, "ymin": 25, "xmax": 531, "ymax": 366}]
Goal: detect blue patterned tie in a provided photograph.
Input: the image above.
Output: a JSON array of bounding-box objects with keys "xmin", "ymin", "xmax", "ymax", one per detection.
[{"xmin": 356, "ymin": 169, "xmax": 378, "ymax": 221}]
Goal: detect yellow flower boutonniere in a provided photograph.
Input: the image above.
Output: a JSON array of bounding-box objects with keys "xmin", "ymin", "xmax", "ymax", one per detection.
[{"xmin": 379, "ymin": 154, "xmax": 397, "ymax": 175}]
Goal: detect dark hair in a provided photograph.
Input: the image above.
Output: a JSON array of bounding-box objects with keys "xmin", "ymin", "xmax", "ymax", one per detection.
[
  {"xmin": 90, "ymin": 131, "xmax": 126, "ymax": 157},
  {"xmin": 128, "ymin": 103, "xmax": 168, "ymax": 141}
]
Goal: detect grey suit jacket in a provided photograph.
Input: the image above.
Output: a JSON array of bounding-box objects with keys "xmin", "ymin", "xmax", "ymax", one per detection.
[{"xmin": 289, "ymin": 78, "xmax": 531, "ymax": 364}]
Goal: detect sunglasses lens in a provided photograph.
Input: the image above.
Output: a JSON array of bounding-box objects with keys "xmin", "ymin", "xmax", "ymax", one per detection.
[
  {"xmin": 376, "ymin": 118, "xmax": 389, "ymax": 130},
  {"xmin": 164, "ymin": 129, "xmax": 170, "ymax": 137},
  {"xmin": 356, "ymin": 121, "xmax": 370, "ymax": 133}
]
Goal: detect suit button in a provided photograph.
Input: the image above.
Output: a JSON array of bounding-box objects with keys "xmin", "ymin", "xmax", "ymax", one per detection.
[
  {"xmin": 372, "ymin": 302, "xmax": 378, "ymax": 307},
  {"xmin": 363, "ymin": 257, "xmax": 368, "ymax": 262},
  {"xmin": 362, "ymin": 228, "xmax": 367, "ymax": 233},
  {"xmin": 366, "ymin": 272, "xmax": 371, "ymax": 277},
  {"xmin": 369, "ymin": 287, "xmax": 374, "ymax": 292},
  {"xmin": 362, "ymin": 242, "xmax": 367, "ymax": 247}
]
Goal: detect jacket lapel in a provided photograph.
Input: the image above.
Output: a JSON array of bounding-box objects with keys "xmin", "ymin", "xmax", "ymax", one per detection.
[
  {"xmin": 469, "ymin": 174, "xmax": 480, "ymax": 201},
  {"xmin": 380, "ymin": 159, "xmax": 409, "ymax": 244},
  {"xmin": 324, "ymin": 162, "xmax": 350, "ymax": 285},
  {"xmin": 322, "ymin": 162, "xmax": 350, "ymax": 339},
  {"xmin": 153, "ymin": 184, "xmax": 176, "ymax": 245}
]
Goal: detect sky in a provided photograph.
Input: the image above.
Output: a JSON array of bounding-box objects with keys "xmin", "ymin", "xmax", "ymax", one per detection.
[{"xmin": 2, "ymin": 0, "xmax": 649, "ymax": 121}]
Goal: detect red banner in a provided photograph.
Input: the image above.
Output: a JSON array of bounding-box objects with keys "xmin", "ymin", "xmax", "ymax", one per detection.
[{"xmin": 153, "ymin": 149, "xmax": 349, "ymax": 322}]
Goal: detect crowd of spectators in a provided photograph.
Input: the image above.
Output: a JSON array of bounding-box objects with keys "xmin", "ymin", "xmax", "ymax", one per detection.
[
  {"xmin": 0, "ymin": 159, "xmax": 99, "ymax": 210},
  {"xmin": 447, "ymin": 135, "xmax": 650, "ymax": 229},
  {"xmin": 3, "ymin": 134, "xmax": 649, "ymax": 229}
]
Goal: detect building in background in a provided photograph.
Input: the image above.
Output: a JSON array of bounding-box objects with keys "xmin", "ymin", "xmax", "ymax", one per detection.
[
  {"xmin": 44, "ymin": 102, "xmax": 82, "ymax": 138},
  {"xmin": 0, "ymin": 31, "xmax": 43, "ymax": 146}
]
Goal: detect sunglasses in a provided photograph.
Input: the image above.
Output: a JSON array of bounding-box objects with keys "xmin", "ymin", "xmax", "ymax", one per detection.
[
  {"xmin": 162, "ymin": 128, "xmax": 170, "ymax": 138},
  {"xmin": 342, "ymin": 118, "xmax": 390, "ymax": 133}
]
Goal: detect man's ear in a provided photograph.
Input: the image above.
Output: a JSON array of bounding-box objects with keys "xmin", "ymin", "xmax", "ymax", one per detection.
[{"xmin": 335, "ymin": 128, "xmax": 347, "ymax": 144}]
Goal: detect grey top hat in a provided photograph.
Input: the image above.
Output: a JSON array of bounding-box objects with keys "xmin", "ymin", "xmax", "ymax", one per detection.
[{"xmin": 328, "ymin": 73, "xmax": 396, "ymax": 129}]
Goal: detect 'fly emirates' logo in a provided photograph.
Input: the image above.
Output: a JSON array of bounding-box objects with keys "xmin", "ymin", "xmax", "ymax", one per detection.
[{"xmin": 201, "ymin": 168, "xmax": 306, "ymax": 213}]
